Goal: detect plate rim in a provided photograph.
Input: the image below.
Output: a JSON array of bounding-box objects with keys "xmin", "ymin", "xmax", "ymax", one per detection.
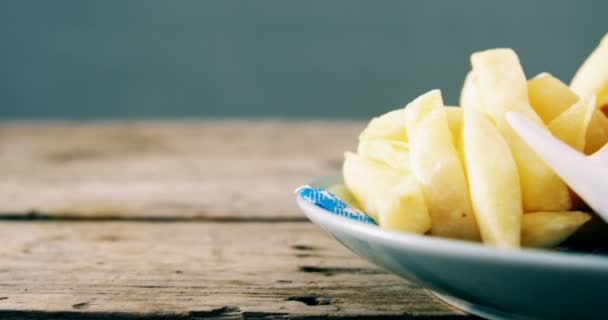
[{"xmin": 297, "ymin": 172, "xmax": 608, "ymax": 271}]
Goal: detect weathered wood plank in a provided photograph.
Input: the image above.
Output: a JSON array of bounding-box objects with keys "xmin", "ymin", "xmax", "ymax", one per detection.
[
  {"xmin": 0, "ymin": 221, "xmax": 468, "ymax": 319},
  {"xmin": 0, "ymin": 121, "xmax": 363, "ymax": 219}
]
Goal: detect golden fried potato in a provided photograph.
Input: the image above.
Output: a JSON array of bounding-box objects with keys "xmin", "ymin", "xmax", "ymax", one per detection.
[
  {"xmin": 470, "ymin": 49, "xmax": 571, "ymax": 211},
  {"xmin": 445, "ymin": 106, "xmax": 467, "ymax": 168},
  {"xmin": 357, "ymin": 139, "xmax": 409, "ymax": 171},
  {"xmin": 585, "ymin": 110, "xmax": 608, "ymax": 155},
  {"xmin": 528, "ymin": 73, "xmax": 579, "ymax": 124},
  {"xmin": 460, "ymin": 71, "xmax": 484, "ymax": 112},
  {"xmin": 327, "ymin": 184, "xmax": 363, "ymax": 211},
  {"xmin": 527, "ymin": 73, "xmax": 605, "ymax": 153},
  {"xmin": 405, "ymin": 90, "xmax": 479, "ymax": 240},
  {"xmin": 522, "ymin": 211, "xmax": 591, "ymax": 248},
  {"xmin": 463, "ymin": 108, "xmax": 522, "ymax": 247},
  {"xmin": 470, "ymin": 49, "xmax": 539, "ymax": 121},
  {"xmin": 445, "ymin": 107, "xmax": 463, "ymax": 147},
  {"xmin": 571, "ymin": 33, "xmax": 608, "ymax": 109},
  {"xmin": 548, "ymin": 95, "xmax": 596, "ymax": 151},
  {"xmin": 359, "ymin": 109, "xmax": 407, "ymax": 141},
  {"xmin": 343, "ymin": 152, "xmax": 431, "ymax": 233}
]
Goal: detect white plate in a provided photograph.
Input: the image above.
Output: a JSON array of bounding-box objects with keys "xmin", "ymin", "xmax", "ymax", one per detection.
[{"xmin": 296, "ymin": 173, "xmax": 608, "ymax": 320}]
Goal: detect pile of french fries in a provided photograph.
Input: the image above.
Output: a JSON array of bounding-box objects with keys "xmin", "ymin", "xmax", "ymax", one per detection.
[{"xmin": 338, "ymin": 33, "xmax": 608, "ymax": 248}]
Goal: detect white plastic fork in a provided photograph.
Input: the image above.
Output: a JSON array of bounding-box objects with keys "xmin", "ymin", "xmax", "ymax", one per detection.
[{"xmin": 507, "ymin": 112, "xmax": 608, "ymax": 222}]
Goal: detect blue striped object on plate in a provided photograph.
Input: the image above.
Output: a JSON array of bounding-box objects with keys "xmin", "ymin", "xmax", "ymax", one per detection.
[{"xmin": 296, "ymin": 185, "xmax": 377, "ymax": 225}]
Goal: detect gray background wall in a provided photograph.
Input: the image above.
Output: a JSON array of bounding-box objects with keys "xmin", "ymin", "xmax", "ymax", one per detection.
[{"xmin": 0, "ymin": 0, "xmax": 605, "ymax": 119}]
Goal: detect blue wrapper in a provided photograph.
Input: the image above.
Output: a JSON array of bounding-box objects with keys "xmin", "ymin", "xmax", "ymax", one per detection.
[{"xmin": 296, "ymin": 185, "xmax": 377, "ymax": 225}]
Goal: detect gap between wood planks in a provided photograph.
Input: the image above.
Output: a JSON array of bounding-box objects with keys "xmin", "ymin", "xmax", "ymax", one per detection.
[
  {"xmin": 0, "ymin": 212, "xmax": 309, "ymax": 223},
  {"xmin": 0, "ymin": 310, "xmax": 472, "ymax": 320}
]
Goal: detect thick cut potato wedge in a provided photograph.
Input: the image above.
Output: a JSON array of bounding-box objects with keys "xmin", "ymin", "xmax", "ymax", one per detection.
[
  {"xmin": 463, "ymin": 108, "xmax": 522, "ymax": 247},
  {"xmin": 460, "ymin": 71, "xmax": 484, "ymax": 112},
  {"xmin": 405, "ymin": 90, "xmax": 479, "ymax": 240},
  {"xmin": 357, "ymin": 139, "xmax": 409, "ymax": 171},
  {"xmin": 528, "ymin": 73, "xmax": 579, "ymax": 124},
  {"xmin": 445, "ymin": 107, "xmax": 463, "ymax": 147},
  {"xmin": 528, "ymin": 74, "xmax": 603, "ymax": 153},
  {"xmin": 470, "ymin": 49, "xmax": 539, "ymax": 122},
  {"xmin": 357, "ymin": 107, "xmax": 465, "ymax": 170},
  {"xmin": 585, "ymin": 110, "xmax": 608, "ymax": 155},
  {"xmin": 522, "ymin": 211, "xmax": 591, "ymax": 248},
  {"xmin": 359, "ymin": 109, "xmax": 407, "ymax": 141},
  {"xmin": 327, "ymin": 184, "xmax": 363, "ymax": 211},
  {"xmin": 342, "ymin": 152, "xmax": 431, "ymax": 233},
  {"xmin": 548, "ymin": 95, "xmax": 596, "ymax": 151},
  {"xmin": 470, "ymin": 49, "xmax": 571, "ymax": 211},
  {"xmin": 571, "ymin": 33, "xmax": 608, "ymax": 109},
  {"xmin": 445, "ymin": 106, "xmax": 466, "ymax": 167}
]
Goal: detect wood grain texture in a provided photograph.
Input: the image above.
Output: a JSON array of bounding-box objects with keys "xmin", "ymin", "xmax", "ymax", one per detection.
[
  {"xmin": 0, "ymin": 121, "xmax": 363, "ymax": 219},
  {"xmin": 0, "ymin": 221, "xmax": 468, "ymax": 319}
]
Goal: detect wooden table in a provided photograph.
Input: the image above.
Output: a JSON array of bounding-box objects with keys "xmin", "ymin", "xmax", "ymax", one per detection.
[{"xmin": 0, "ymin": 121, "xmax": 472, "ymax": 319}]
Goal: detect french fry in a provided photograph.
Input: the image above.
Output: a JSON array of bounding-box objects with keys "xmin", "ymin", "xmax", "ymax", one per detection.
[
  {"xmin": 359, "ymin": 109, "xmax": 407, "ymax": 141},
  {"xmin": 361, "ymin": 105, "xmax": 463, "ymax": 144},
  {"xmin": 405, "ymin": 90, "xmax": 479, "ymax": 240},
  {"xmin": 527, "ymin": 73, "xmax": 604, "ymax": 154},
  {"xmin": 445, "ymin": 106, "xmax": 467, "ymax": 168},
  {"xmin": 470, "ymin": 49, "xmax": 571, "ymax": 211},
  {"xmin": 327, "ymin": 184, "xmax": 363, "ymax": 211},
  {"xmin": 343, "ymin": 152, "xmax": 431, "ymax": 233},
  {"xmin": 585, "ymin": 110, "xmax": 608, "ymax": 155},
  {"xmin": 548, "ymin": 95, "xmax": 596, "ymax": 151},
  {"xmin": 528, "ymin": 73, "xmax": 579, "ymax": 124},
  {"xmin": 470, "ymin": 49, "xmax": 542, "ymax": 122},
  {"xmin": 357, "ymin": 139, "xmax": 409, "ymax": 171},
  {"xmin": 571, "ymin": 33, "xmax": 608, "ymax": 109},
  {"xmin": 445, "ymin": 107, "xmax": 463, "ymax": 147},
  {"xmin": 463, "ymin": 108, "xmax": 522, "ymax": 247},
  {"xmin": 357, "ymin": 107, "xmax": 463, "ymax": 171},
  {"xmin": 522, "ymin": 211, "xmax": 591, "ymax": 248},
  {"xmin": 460, "ymin": 71, "xmax": 484, "ymax": 112}
]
